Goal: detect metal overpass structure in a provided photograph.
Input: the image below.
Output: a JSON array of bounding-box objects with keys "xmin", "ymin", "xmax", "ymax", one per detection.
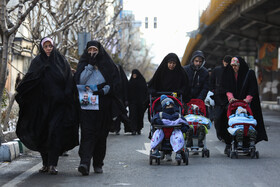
[{"xmin": 182, "ymin": 0, "xmax": 280, "ymax": 101}]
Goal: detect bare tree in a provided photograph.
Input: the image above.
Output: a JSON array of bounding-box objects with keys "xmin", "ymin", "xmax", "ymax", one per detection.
[{"xmin": 0, "ymin": 0, "xmax": 39, "ymax": 137}]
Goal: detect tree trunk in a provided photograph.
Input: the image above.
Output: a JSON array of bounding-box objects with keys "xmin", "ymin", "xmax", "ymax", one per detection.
[{"xmin": 3, "ymin": 92, "xmax": 16, "ymax": 132}]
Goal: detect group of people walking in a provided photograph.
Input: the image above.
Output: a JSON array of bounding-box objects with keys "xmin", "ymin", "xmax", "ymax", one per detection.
[{"xmin": 15, "ymin": 37, "xmax": 268, "ymax": 176}]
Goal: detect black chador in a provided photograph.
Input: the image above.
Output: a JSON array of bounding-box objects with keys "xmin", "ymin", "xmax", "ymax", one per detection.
[
  {"xmin": 74, "ymin": 41, "xmax": 121, "ymax": 174},
  {"xmin": 128, "ymin": 69, "xmax": 148, "ymax": 134},
  {"xmin": 221, "ymin": 56, "xmax": 268, "ymax": 143},
  {"xmin": 148, "ymin": 53, "xmax": 190, "ymax": 102},
  {"xmin": 16, "ymin": 38, "xmax": 80, "ymax": 169}
]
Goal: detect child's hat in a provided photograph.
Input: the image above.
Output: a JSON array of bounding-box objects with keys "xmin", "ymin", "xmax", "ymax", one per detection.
[{"xmin": 160, "ymin": 95, "xmax": 174, "ymax": 108}]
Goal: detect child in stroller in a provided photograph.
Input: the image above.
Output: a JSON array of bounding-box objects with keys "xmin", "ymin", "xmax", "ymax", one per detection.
[
  {"xmin": 150, "ymin": 94, "xmax": 189, "ymax": 165},
  {"xmin": 227, "ymin": 100, "xmax": 259, "ymax": 158},
  {"xmin": 184, "ymin": 99, "xmax": 211, "ymax": 157}
]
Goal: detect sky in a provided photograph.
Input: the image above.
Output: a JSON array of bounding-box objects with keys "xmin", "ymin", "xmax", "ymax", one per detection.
[{"xmin": 123, "ymin": 0, "xmax": 210, "ymax": 64}]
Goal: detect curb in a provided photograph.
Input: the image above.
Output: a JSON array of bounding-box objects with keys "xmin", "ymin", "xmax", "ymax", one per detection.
[
  {"xmin": 0, "ymin": 139, "xmax": 28, "ymax": 162},
  {"xmin": 261, "ymin": 102, "xmax": 280, "ymax": 112}
]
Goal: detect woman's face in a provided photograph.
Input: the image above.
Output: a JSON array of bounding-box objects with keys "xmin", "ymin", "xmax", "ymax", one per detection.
[
  {"xmin": 167, "ymin": 61, "xmax": 176, "ymax": 70},
  {"xmin": 132, "ymin": 73, "xmax": 137, "ymax": 78},
  {"xmin": 88, "ymin": 46, "xmax": 98, "ymax": 56},
  {"xmin": 43, "ymin": 41, "xmax": 53, "ymax": 56},
  {"xmin": 231, "ymin": 64, "xmax": 240, "ymax": 73}
]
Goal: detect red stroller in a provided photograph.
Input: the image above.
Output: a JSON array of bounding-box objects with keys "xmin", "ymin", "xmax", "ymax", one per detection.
[
  {"xmin": 226, "ymin": 100, "xmax": 259, "ymax": 159},
  {"xmin": 148, "ymin": 92, "xmax": 188, "ymax": 165},
  {"xmin": 184, "ymin": 99, "xmax": 211, "ymax": 157}
]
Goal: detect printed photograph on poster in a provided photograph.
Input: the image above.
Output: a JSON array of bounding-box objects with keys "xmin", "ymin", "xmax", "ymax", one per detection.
[{"xmin": 77, "ymin": 85, "xmax": 99, "ymax": 110}]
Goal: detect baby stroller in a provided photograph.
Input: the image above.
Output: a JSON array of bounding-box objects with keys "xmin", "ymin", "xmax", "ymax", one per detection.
[
  {"xmin": 226, "ymin": 100, "xmax": 259, "ymax": 159},
  {"xmin": 184, "ymin": 99, "xmax": 211, "ymax": 157},
  {"xmin": 149, "ymin": 92, "xmax": 189, "ymax": 165}
]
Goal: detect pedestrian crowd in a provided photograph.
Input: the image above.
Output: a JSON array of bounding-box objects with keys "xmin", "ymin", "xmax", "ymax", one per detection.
[{"xmin": 15, "ymin": 37, "xmax": 268, "ymax": 175}]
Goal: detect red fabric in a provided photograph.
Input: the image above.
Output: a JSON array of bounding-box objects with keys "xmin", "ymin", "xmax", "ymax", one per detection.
[
  {"xmin": 186, "ymin": 99, "xmax": 206, "ymax": 116},
  {"xmin": 163, "ymin": 128, "xmax": 174, "ymax": 138},
  {"xmin": 150, "ymin": 95, "xmax": 184, "ymax": 116},
  {"xmin": 231, "ymin": 123, "xmax": 255, "ymax": 136},
  {"xmin": 227, "ymin": 100, "xmax": 253, "ymax": 118}
]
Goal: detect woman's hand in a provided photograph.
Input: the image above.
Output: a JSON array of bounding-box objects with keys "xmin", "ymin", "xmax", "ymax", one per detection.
[{"xmin": 229, "ymin": 97, "xmax": 237, "ymax": 103}]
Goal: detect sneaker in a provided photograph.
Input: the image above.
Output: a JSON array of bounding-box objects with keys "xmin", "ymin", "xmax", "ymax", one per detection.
[
  {"xmin": 151, "ymin": 150, "xmax": 160, "ymax": 158},
  {"xmin": 165, "ymin": 154, "xmax": 172, "ymax": 161},
  {"xmin": 175, "ymin": 153, "xmax": 182, "ymax": 161},
  {"xmin": 237, "ymin": 141, "xmax": 243, "ymax": 149},
  {"xmin": 198, "ymin": 140, "xmax": 204, "ymax": 148},
  {"xmin": 249, "ymin": 141, "xmax": 255, "ymax": 148},
  {"xmin": 94, "ymin": 167, "xmax": 103, "ymax": 174},
  {"xmin": 78, "ymin": 164, "xmax": 89, "ymax": 176}
]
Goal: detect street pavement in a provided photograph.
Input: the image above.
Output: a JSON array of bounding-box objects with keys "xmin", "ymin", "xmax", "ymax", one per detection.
[{"xmin": 0, "ymin": 109, "xmax": 280, "ymax": 187}]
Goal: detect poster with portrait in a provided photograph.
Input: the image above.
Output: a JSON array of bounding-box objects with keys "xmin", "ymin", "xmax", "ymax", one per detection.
[{"xmin": 77, "ymin": 85, "xmax": 99, "ymax": 110}]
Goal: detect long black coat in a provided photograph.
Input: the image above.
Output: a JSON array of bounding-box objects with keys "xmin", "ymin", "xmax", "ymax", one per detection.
[
  {"xmin": 221, "ymin": 56, "xmax": 268, "ymax": 142},
  {"xmin": 16, "ymin": 40, "xmax": 80, "ymax": 154},
  {"xmin": 184, "ymin": 64, "xmax": 209, "ymax": 100},
  {"xmin": 210, "ymin": 65, "xmax": 228, "ymax": 105}
]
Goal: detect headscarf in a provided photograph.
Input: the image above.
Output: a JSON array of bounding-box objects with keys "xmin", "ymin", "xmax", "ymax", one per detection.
[
  {"xmin": 128, "ymin": 69, "xmax": 148, "ymax": 103},
  {"xmin": 221, "ymin": 56, "xmax": 249, "ymax": 98},
  {"xmin": 74, "ymin": 40, "xmax": 120, "ymax": 95},
  {"xmin": 15, "ymin": 37, "xmax": 79, "ymax": 152},
  {"xmin": 148, "ymin": 53, "xmax": 189, "ymax": 95}
]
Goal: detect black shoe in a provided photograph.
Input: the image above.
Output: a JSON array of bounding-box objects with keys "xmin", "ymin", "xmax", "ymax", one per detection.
[
  {"xmin": 131, "ymin": 131, "xmax": 136, "ymax": 135},
  {"xmin": 198, "ymin": 141, "xmax": 204, "ymax": 148},
  {"xmin": 39, "ymin": 166, "xmax": 48, "ymax": 173},
  {"xmin": 78, "ymin": 164, "xmax": 89, "ymax": 176},
  {"xmin": 137, "ymin": 131, "xmax": 141, "ymax": 135},
  {"xmin": 62, "ymin": 151, "xmax": 69, "ymax": 156},
  {"xmin": 115, "ymin": 131, "xmax": 120, "ymax": 135},
  {"xmin": 151, "ymin": 150, "xmax": 161, "ymax": 158},
  {"xmin": 249, "ymin": 141, "xmax": 255, "ymax": 148},
  {"xmin": 48, "ymin": 166, "xmax": 58, "ymax": 175},
  {"xmin": 237, "ymin": 142, "xmax": 243, "ymax": 149},
  {"xmin": 94, "ymin": 167, "xmax": 103, "ymax": 173}
]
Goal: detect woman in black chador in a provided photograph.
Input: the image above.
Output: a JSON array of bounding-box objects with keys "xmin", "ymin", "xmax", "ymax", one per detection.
[
  {"xmin": 128, "ymin": 69, "xmax": 148, "ymax": 135},
  {"xmin": 221, "ymin": 56, "xmax": 268, "ymax": 145},
  {"xmin": 16, "ymin": 37, "xmax": 80, "ymax": 175},
  {"xmin": 74, "ymin": 40, "xmax": 121, "ymax": 176},
  {"xmin": 148, "ymin": 53, "xmax": 190, "ymax": 102},
  {"xmin": 147, "ymin": 53, "xmax": 190, "ymax": 161}
]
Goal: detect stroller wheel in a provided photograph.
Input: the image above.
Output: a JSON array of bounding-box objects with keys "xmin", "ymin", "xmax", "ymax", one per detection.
[
  {"xmin": 230, "ymin": 151, "xmax": 237, "ymax": 159},
  {"xmin": 149, "ymin": 156, "xmax": 152, "ymax": 165},
  {"xmin": 156, "ymin": 158, "xmax": 160, "ymax": 165},
  {"xmin": 250, "ymin": 147, "xmax": 256, "ymax": 159},
  {"xmin": 256, "ymin": 151, "xmax": 259, "ymax": 159},
  {"xmin": 205, "ymin": 150, "xmax": 210, "ymax": 158},
  {"xmin": 177, "ymin": 159, "xmax": 181, "ymax": 165}
]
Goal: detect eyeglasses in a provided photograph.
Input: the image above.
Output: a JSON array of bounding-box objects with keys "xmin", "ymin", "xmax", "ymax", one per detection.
[{"xmin": 43, "ymin": 45, "xmax": 53, "ymax": 49}]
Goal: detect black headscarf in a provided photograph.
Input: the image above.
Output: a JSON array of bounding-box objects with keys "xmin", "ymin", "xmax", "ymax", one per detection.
[
  {"xmin": 221, "ymin": 56, "xmax": 268, "ymax": 142},
  {"xmin": 15, "ymin": 37, "xmax": 80, "ymax": 153},
  {"xmin": 74, "ymin": 40, "xmax": 120, "ymax": 95},
  {"xmin": 128, "ymin": 69, "xmax": 148, "ymax": 104},
  {"xmin": 148, "ymin": 53, "xmax": 189, "ymax": 100}
]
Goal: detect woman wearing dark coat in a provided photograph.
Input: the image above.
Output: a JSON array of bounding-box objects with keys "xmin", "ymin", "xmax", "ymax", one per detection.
[
  {"xmin": 74, "ymin": 40, "xmax": 121, "ymax": 176},
  {"xmin": 128, "ymin": 69, "xmax": 148, "ymax": 135},
  {"xmin": 221, "ymin": 56, "xmax": 268, "ymax": 145},
  {"xmin": 148, "ymin": 53, "xmax": 190, "ymax": 102},
  {"xmin": 15, "ymin": 37, "xmax": 80, "ymax": 175}
]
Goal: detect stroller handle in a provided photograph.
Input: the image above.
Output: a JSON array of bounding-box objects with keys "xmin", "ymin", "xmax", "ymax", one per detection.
[{"xmin": 153, "ymin": 124, "xmax": 182, "ymax": 129}]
